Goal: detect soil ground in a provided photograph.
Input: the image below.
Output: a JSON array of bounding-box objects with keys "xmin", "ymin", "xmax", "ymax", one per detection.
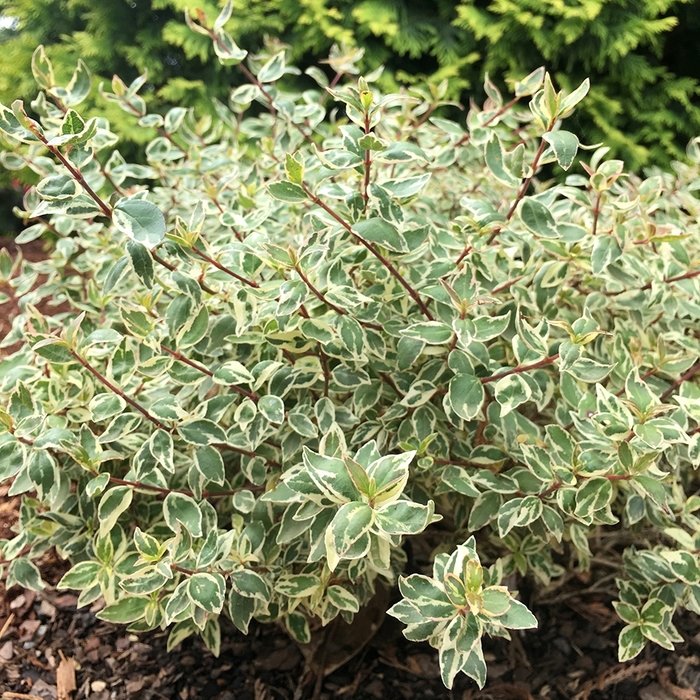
[{"xmin": 2, "ymin": 238, "xmax": 700, "ymax": 700}]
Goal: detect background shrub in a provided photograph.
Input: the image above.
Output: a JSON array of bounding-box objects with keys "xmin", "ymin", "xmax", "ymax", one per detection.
[
  {"xmin": 2, "ymin": 5, "xmax": 700, "ymax": 689},
  {"xmin": 1, "ymin": 0, "xmax": 699, "ymax": 173}
]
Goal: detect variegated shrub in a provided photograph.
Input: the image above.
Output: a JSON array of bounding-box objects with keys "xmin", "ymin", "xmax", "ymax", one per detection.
[{"xmin": 1, "ymin": 3, "xmax": 700, "ymax": 689}]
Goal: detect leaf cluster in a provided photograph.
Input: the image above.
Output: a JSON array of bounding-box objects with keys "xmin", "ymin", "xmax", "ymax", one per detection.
[{"xmin": 2, "ymin": 9, "xmax": 700, "ymax": 686}]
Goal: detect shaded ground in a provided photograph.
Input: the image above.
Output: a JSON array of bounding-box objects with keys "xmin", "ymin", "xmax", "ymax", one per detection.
[
  {"xmin": 0, "ymin": 236, "xmax": 60, "ymax": 355},
  {"xmin": 2, "ymin": 528, "xmax": 700, "ymax": 700},
  {"xmin": 2, "ymin": 238, "xmax": 700, "ymax": 700}
]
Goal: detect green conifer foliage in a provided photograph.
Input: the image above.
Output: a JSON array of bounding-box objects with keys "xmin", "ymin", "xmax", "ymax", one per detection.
[
  {"xmin": 451, "ymin": 0, "xmax": 700, "ymax": 169},
  {"xmin": 0, "ymin": 0, "xmax": 699, "ymax": 169},
  {"xmin": 0, "ymin": 0, "xmax": 232, "ymax": 145}
]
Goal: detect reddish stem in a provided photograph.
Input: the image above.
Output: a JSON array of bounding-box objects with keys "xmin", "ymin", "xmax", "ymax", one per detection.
[
  {"xmin": 301, "ymin": 185, "xmax": 433, "ymax": 320},
  {"xmin": 190, "ymin": 247, "xmax": 259, "ymax": 288},
  {"xmin": 160, "ymin": 344, "xmax": 259, "ymax": 401},
  {"xmin": 481, "ymin": 354, "xmax": 559, "ymax": 385},
  {"xmin": 69, "ymin": 349, "xmax": 168, "ymax": 431},
  {"xmin": 487, "ymin": 127, "xmax": 553, "ymax": 246},
  {"xmin": 659, "ymin": 360, "xmax": 700, "ymax": 401},
  {"xmin": 455, "ymin": 96, "xmax": 521, "ymax": 147},
  {"xmin": 591, "ymin": 191, "xmax": 602, "ymax": 237}
]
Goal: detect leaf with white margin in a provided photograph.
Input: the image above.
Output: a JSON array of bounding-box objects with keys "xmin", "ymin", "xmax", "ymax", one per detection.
[{"xmin": 113, "ymin": 198, "xmax": 166, "ymax": 249}]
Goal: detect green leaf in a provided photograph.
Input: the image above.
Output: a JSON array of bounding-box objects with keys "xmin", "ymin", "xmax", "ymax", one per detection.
[
  {"xmin": 400, "ymin": 379, "xmax": 438, "ymax": 408},
  {"xmin": 61, "ymin": 109, "xmax": 85, "ymax": 135},
  {"xmin": 275, "ymin": 575, "xmax": 322, "ymax": 597},
  {"xmin": 268, "ymin": 182, "xmax": 307, "ymax": 202},
  {"xmin": 276, "ymin": 279, "xmax": 306, "ymax": 316},
  {"xmin": 302, "ymin": 447, "xmax": 361, "ymax": 503},
  {"xmin": 613, "ymin": 602, "xmax": 640, "ymax": 624},
  {"xmin": 121, "ymin": 568, "xmax": 169, "ymax": 595},
  {"xmin": 485, "ymin": 135, "xmax": 519, "ymax": 186},
  {"xmin": 397, "ymin": 336, "xmax": 424, "ymax": 369},
  {"xmin": 497, "ymin": 496, "xmax": 543, "ymax": 537},
  {"xmin": 61, "ymin": 59, "xmax": 92, "ymax": 106},
  {"xmin": 0, "ymin": 100, "xmax": 38, "ymax": 142},
  {"xmin": 7, "ymin": 558, "xmax": 45, "ymax": 591},
  {"xmin": 28, "ymin": 450, "xmax": 56, "ymax": 496},
  {"xmin": 36, "ymin": 174, "xmax": 80, "ymax": 201},
  {"xmin": 213, "ymin": 361, "xmax": 254, "ymax": 386},
  {"xmin": 214, "ymin": 0, "xmax": 233, "ymax": 30},
  {"xmin": 57, "ymin": 561, "xmax": 101, "ymax": 590},
  {"xmin": 126, "ymin": 240, "xmax": 154, "ymax": 287},
  {"xmin": 327, "ymin": 585, "xmax": 360, "ymax": 612},
  {"xmin": 104, "ymin": 256, "xmax": 130, "ymax": 293},
  {"xmin": 401, "ymin": 321, "xmax": 453, "ymax": 345},
  {"xmin": 543, "ymin": 131, "xmax": 579, "ymax": 170},
  {"xmin": 230, "ymin": 569, "xmax": 270, "ymax": 601},
  {"xmin": 188, "ymin": 572, "xmax": 225, "ymax": 614},
  {"xmin": 383, "ymin": 173, "xmax": 431, "ymax": 198},
  {"xmin": 163, "ymin": 492, "xmax": 203, "ymax": 537},
  {"xmin": 258, "ymin": 52, "xmax": 286, "ymax": 83},
  {"xmin": 33, "ymin": 338, "xmax": 75, "ymax": 364},
  {"xmin": 286, "ymin": 611, "xmax": 311, "ymax": 643},
  {"xmin": 352, "ymin": 218, "xmax": 405, "ymax": 252},
  {"xmin": 113, "ymin": 198, "xmax": 166, "ymax": 249},
  {"xmin": 591, "ymin": 234, "xmax": 622, "ymax": 275},
  {"xmin": 375, "ymin": 500, "xmax": 436, "ymax": 535},
  {"xmin": 167, "ymin": 621, "xmax": 196, "ymax": 651},
  {"xmin": 473, "ymin": 313, "xmax": 511, "ymax": 342},
  {"xmin": 97, "ymin": 596, "xmax": 149, "ymax": 623},
  {"xmin": 232, "ymin": 490, "xmax": 256, "ymax": 513},
  {"xmin": 211, "ymin": 28, "xmax": 247, "ymax": 64},
  {"xmin": 344, "ymin": 457, "xmax": 371, "ymax": 496},
  {"xmin": 258, "ymin": 395, "xmax": 285, "ymax": 424},
  {"xmin": 336, "ymin": 316, "xmax": 365, "ymax": 357},
  {"xmin": 493, "ymin": 374, "xmax": 532, "ymax": 416},
  {"xmin": 228, "ymin": 590, "xmax": 255, "ymax": 633},
  {"xmin": 496, "ymin": 599, "xmax": 537, "ymax": 629},
  {"xmin": 559, "ymin": 78, "xmax": 590, "ymax": 116},
  {"xmin": 194, "ymin": 446, "xmax": 225, "ymax": 485},
  {"xmin": 327, "ymin": 502, "xmax": 374, "ymax": 569},
  {"xmin": 520, "ymin": 198, "xmax": 559, "ymax": 238},
  {"xmin": 441, "ymin": 466, "xmax": 480, "ymax": 498},
  {"xmin": 633, "ymin": 474, "xmax": 667, "ymax": 508},
  {"xmin": 86, "ymin": 473, "xmax": 110, "ymax": 498},
  {"xmin": 481, "ymin": 588, "xmax": 510, "ymax": 616},
  {"xmin": 574, "ymin": 477, "xmax": 613, "ymax": 518},
  {"xmin": 134, "ymin": 528, "xmax": 162, "ymax": 560},
  {"xmin": 98, "ymin": 486, "xmax": 133, "ymax": 537},
  {"xmin": 448, "ymin": 374, "xmax": 485, "ymax": 421},
  {"xmin": 177, "ymin": 419, "xmax": 227, "ymax": 445},
  {"xmin": 618, "ymin": 624, "xmax": 646, "ymax": 662},
  {"xmin": 566, "ymin": 357, "xmax": 613, "ymax": 383},
  {"xmin": 288, "ymin": 411, "xmax": 318, "ymax": 438},
  {"xmin": 368, "ymin": 451, "xmax": 414, "ymax": 502}
]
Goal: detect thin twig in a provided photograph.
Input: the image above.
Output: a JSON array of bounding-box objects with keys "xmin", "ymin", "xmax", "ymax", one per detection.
[
  {"xmin": 302, "ymin": 184, "xmax": 433, "ymax": 320},
  {"xmin": 455, "ymin": 96, "xmax": 521, "ymax": 147},
  {"xmin": 69, "ymin": 349, "xmax": 168, "ymax": 431},
  {"xmin": 0, "ymin": 613, "xmax": 15, "ymax": 641},
  {"xmin": 659, "ymin": 359, "xmax": 700, "ymax": 401},
  {"xmin": 160, "ymin": 344, "xmax": 259, "ymax": 401},
  {"xmin": 481, "ymin": 354, "xmax": 559, "ymax": 384},
  {"xmin": 190, "ymin": 247, "xmax": 259, "ymax": 289}
]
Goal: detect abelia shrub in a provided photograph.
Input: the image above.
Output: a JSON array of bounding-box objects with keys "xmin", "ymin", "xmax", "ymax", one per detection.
[{"xmin": 1, "ymin": 3, "xmax": 700, "ymax": 688}]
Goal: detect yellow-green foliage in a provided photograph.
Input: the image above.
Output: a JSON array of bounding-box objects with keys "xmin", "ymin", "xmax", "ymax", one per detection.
[{"xmin": 0, "ymin": 0, "xmax": 699, "ymax": 169}]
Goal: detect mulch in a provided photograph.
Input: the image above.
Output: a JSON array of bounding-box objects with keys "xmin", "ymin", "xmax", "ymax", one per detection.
[
  {"xmin": 2, "ymin": 535, "xmax": 700, "ymax": 700},
  {"xmin": 0, "ymin": 236, "xmax": 62, "ymax": 354},
  {"xmin": 2, "ymin": 237, "xmax": 700, "ymax": 700}
]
